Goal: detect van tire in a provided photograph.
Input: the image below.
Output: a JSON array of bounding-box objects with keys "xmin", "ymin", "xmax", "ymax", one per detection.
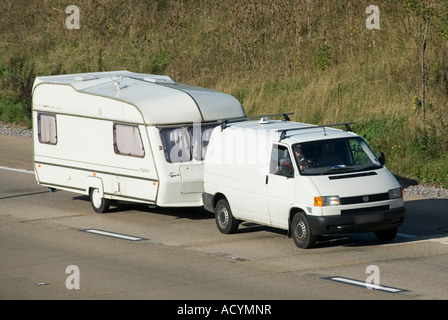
[
  {"xmin": 292, "ymin": 212, "xmax": 315, "ymax": 249},
  {"xmin": 215, "ymin": 199, "xmax": 239, "ymax": 234},
  {"xmin": 374, "ymin": 228, "xmax": 398, "ymax": 242},
  {"xmin": 90, "ymin": 188, "xmax": 110, "ymax": 213}
]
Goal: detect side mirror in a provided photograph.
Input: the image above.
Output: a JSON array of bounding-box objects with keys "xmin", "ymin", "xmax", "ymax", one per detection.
[{"xmin": 378, "ymin": 152, "xmax": 386, "ymax": 165}]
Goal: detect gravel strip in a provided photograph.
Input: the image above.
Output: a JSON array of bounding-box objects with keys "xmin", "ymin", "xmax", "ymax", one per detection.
[
  {"xmin": 403, "ymin": 185, "xmax": 448, "ymax": 200},
  {"xmin": 0, "ymin": 123, "xmax": 33, "ymax": 137},
  {"xmin": 0, "ymin": 123, "xmax": 447, "ymax": 199}
]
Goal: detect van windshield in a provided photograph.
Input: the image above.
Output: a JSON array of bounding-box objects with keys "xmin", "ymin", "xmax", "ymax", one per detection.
[{"xmin": 292, "ymin": 137, "xmax": 382, "ymax": 175}]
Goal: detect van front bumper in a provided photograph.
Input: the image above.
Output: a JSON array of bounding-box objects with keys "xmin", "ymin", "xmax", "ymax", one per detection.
[{"xmin": 307, "ymin": 206, "xmax": 406, "ymax": 235}]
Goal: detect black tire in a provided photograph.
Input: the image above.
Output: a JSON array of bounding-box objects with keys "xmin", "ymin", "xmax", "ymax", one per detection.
[
  {"xmin": 215, "ymin": 199, "xmax": 239, "ymax": 234},
  {"xmin": 291, "ymin": 212, "xmax": 316, "ymax": 249},
  {"xmin": 374, "ymin": 228, "xmax": 398, "ymax": 242},
  {"xmin": 89, "ymin": 188, "xmax": 110, "ymax": 213}
]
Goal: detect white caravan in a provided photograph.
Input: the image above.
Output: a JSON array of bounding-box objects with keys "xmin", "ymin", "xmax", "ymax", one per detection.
[
  {"xmin": 202, "ymin": 117, "xmax": 406, "ymax": 248},
  {"xmin": 32, "ymin": 71, "xmax": 245, "ymax": 212}
]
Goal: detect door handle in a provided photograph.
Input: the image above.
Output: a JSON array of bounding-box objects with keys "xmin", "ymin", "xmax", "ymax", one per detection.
[
  {"xmin": 169, "ymin": 172, "xmax": 180, "ymax": 177},
  {"xmin": 265, "ymin": 175, "xmax": 269, "ymax": 184}
]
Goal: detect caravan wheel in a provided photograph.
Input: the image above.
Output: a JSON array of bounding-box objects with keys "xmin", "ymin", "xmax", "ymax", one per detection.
[{"xmin": 90, "ymin": 188, "xmax": 110, "ymax": 213}]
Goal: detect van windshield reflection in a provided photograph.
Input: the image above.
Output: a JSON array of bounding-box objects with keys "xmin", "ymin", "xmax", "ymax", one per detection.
[{"xmin": 292, "ymin": 137, "xmax": 382, "ymax": 175}]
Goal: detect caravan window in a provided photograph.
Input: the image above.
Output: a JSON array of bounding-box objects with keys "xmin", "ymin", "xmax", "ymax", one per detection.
[
  {"xmin": 188, "ymin": 124, "xmax": 215, "ymax": 161},
  {"xmin": 160, "ymin": 127, "xmax": 191, "ymax": 163},
  {"xmin": 160, "ymin": 124, "xmax": 217, "ymax": 163},
  {"xmin": 113, "ymin": 123, "xmax": 145, "ymax": 157},
  {"xmin": 37, "ymin": 113, "xmax": 57, "ymax": 145}
]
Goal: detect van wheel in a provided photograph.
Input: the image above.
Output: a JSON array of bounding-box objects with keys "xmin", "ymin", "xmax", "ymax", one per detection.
[
  {"xmin": 215, "ymin": 199, "xmax": 239, "ymax": 234},
  {"xmin": 90, "ymin": 188, "xmax": 110, "ymax": 213},
  {"xmin": 374, "ymin": 228, "xmax": 398, "ymax": 242},
  {"xmin": 292, "ymin": 212, "xmax": 315, "ymax": 249}
]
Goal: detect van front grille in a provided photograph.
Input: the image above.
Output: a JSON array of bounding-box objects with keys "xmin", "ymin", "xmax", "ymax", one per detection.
[{"xmin": 340, "ymin": 192, "xmax": 389, "ymax": 205}]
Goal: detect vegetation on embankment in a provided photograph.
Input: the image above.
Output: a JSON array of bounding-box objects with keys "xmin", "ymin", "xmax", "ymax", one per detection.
[{"xmin": 1, "ymin": 0, "xmax": 448, "ymax": 186}]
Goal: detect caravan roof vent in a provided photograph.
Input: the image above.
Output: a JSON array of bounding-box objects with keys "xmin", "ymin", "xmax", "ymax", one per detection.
[
  {"xmin": 74, "ymin": 75, "xmax": 99, "ymax": 81},
  {"xmin": 143, "ymin": 76, "xmax": 176, "ymax": 85}
]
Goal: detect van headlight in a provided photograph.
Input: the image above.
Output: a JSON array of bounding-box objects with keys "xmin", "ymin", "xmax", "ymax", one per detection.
[
  {"xmin": 388, "ymin": 187, "xmax": 403, "ymax": 199},
  {"xmin": 314, "ymin": 196, "xmax": 340, "ymax": 207}
]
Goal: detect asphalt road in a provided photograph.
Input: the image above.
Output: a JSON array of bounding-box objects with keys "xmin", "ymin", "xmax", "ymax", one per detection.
[{"xmin": 1, "ymin": 134, "xmax": 448, "ymax": 303}]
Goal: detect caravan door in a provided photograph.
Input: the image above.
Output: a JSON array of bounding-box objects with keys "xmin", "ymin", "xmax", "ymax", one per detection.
[
  {"xmin": 178, "ymin": 124, "xmax": 214, "ymax": 194},
  {"xmin": 159, "ymin": 123, "xmax": 216, "ymax": 194},
  {"xmin": 179, "ymin": 164, "xmax": 203, "ymax": 194}
]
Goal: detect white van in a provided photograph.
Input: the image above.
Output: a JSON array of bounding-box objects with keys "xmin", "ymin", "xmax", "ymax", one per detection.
[
  {"xmin": 32, "ymin": 71, "xmax": 245, "ymax": 212},
  {"xmin": 202, "ymin": 117, "xmax": 406, "ymax": 248}
]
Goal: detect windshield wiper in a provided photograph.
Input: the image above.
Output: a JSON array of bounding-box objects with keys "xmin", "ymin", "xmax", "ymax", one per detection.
[{"xmin": 360, "ymin": 164, "xmax": 382, "ymax": 171}]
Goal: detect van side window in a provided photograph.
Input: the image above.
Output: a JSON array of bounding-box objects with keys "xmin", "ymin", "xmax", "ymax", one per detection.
[
  {"xmin": 37, "ymin": 113, "xmax": 57, "ymax": 145},
  {"xmin": 270, "ymin": 144, "xmax": 294, "ymax": 178},
  {"xmin": 113, "ymin": 123, "xmax": 145, "ymax": 157}
]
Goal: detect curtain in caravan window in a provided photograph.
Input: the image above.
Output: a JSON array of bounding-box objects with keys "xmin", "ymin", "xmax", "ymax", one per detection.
[
  {"xmin": 160, "ymin": 127, "xmax": 191, "ymax": 163},
  {"xmin": 188, "ymin": 124, "xmax": 216, "ymax": 161},
  {"xmin": 200, "ymin": 126, "xmax": 215, "ymax": 159},
  {"xmin": 113, "ymin": 124, "xmax": 145, "ymax": 157},
  {"xmin": 38, "ymin": 113, "xmax": 57, "ymax": 144}
]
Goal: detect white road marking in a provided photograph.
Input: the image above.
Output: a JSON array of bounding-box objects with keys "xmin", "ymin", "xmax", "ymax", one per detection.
[
  {"xmin": 328, "ymin": 277, "xmax": 404, "ymax": 293},
  {"xmin": 84, "ymin": 229, "xmax": 145, "ymax": 241},
  {"xmin": 0, "ymin": 165, "xmax": 34, "ymax": 174}
]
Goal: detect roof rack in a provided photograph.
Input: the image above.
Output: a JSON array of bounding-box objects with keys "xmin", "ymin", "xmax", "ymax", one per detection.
[
  {"xmin": 247, "ymin": 112, "xmax": 293, "ymax": 121},
  {"xmin": 278, "ymin": 122, "xmax": 355, "ymax": 141},
  {"xmin": 220, "ymin": 112, "xmax": 293, "ymax": 131}
]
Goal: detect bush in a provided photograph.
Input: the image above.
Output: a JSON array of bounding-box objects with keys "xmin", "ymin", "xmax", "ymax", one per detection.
[
  {"xmin": 1, "ymin": 56, "xmax": 35, "ymax": 119},
  {"xmin": 0, "ymin": 97, "xmax": 27, "ymax": 124}
]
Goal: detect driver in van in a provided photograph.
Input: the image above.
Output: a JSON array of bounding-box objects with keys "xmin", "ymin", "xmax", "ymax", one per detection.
[{"xmin": 293, "ymin": 145, "xmax": 310, "ymax": 171}]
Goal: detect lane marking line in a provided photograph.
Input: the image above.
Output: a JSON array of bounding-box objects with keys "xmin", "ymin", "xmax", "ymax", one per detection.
[
  {"xmin": 83, "ymin": 229, "xmax": 146, "ymax": 241},
  {"xmin": 0, "ymin": 165, "xmax": 34, "ymax": 174},
  {"xmin": 325, "ymin": 276, "xmax": 405, "ymax": 293}
]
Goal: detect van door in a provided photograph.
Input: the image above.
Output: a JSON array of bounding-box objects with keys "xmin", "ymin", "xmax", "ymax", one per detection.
[{"xmin": 267, "ymin": 144, "xmax": 295, "ymax": 229}]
